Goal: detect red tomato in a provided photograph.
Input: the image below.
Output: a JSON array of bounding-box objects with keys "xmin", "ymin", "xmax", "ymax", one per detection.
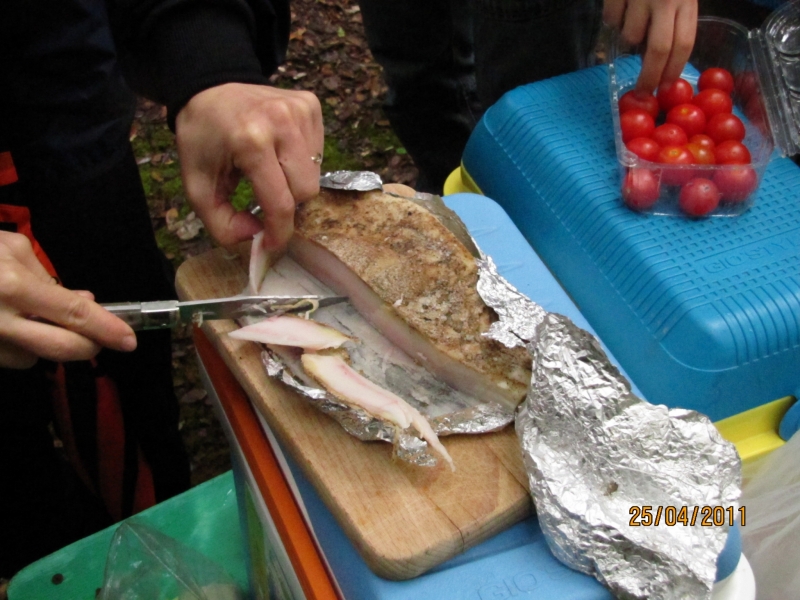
[
  {"xmin": 679, "ymin": 178, "xmax": 721, "ymax": 216},
  {"xmin": 626, "ymin": 137, "xmax": 660, "ymax": 162},
  {"xmin": 658, "ymin": 145, "xmax": 695, "ymax": 186},
  {"xmin": 619, "ymin": 90, "xmax": 660, "ymax": 119},
  {"xmin": 692, "ymin": 89, "xmax": 733, "ymax": 118},
  {"xmin": 736, "ymin": 71, "xmax": 759, "ymax": 104},
  {"xmin": 698, "ymin": 68, "xmax": 735, "ymax": 94},
  {"xmin": 714, "ymin": 140, "xmax": 751, "ymax": 164},
  {"xmin": 667, "ymin": 103, "xmax": 707, "ymax": 138},
  {"xmin": 652, "ymin": 123, "xmax": 688, "ymax": 147},
  {"xmin": 622, "ymin": 168, "xmax": 660, "ymax": 211},
  {"xmin": 706, "ymin": 113, "xmax": 746, "ymax": 144},
  {"xmin": 657, "ymin": 78, "xmax": 694, "ymax": 112},
  {"xmin": 689, "ymin": 134, "xmax": 715, "ymax": 151},
  {"xmin": 620, "ymin": 109, "xmax": 656, "ymax": 143},
  {"xmin": 686, "ymin": 142, "xmax": 715, "ymax": 165},
  {"xmin": 713, "ymin": 166, "xmax": 758, "ymax": 202}
]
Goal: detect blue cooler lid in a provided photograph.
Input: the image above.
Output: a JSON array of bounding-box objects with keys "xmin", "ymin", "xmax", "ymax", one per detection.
[{"xmin": 461, "ymin": 65, "xmax": 800, "ymax": 421}]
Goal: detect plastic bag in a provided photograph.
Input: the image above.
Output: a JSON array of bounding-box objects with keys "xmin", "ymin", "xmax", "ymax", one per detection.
[
  {"xmin": 99, "ymin": 519, "xmax": 244, "ymax": 600},
  {"xmin": 739, "ymin": 431, "xmax": 800, "ymax": 600}
]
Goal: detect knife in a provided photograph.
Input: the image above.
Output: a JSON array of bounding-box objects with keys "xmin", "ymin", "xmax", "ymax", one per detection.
[{"xmin": 102, "ymin": 295, "xmax": 347, "ymax": 331}]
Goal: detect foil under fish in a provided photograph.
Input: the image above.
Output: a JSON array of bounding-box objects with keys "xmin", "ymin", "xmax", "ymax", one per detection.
[
  {"xmin": 249, "ymin": 255, "xmax": 515, "ymax": 468},
  {"xmin": 319, "ymin": 170, "xmax": 383, "ymax": 191},
  {"xmin": 476, "ymin": 255, "xmax": 742, "ymax": 600}
]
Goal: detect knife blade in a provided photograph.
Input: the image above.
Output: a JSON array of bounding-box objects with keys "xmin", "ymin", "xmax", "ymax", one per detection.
[{"xmin": 102, "ymin": 295, "xmax": 347, "ymax": 331}]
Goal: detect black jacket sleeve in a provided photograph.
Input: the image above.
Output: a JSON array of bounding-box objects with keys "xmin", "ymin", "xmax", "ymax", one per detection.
[{"xmin": 108, "ymin": 0, "xmax": 290, "ymax": 126}]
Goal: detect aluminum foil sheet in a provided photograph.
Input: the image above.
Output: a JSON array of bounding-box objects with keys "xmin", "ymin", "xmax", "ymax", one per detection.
[
  {"xmin": 476, "ymin": 257, "xmax": 742, "ymax": 599},
  {"xmin": 247, "ymin": 254, "xmax": 514, "ymax": 469},
  {"xmin": 319, "ymin": 170, "xmax": 383, "ymax": 191}
]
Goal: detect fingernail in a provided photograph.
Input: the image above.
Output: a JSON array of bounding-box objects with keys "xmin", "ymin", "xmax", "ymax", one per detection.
[{"xmin": 121, "ymin": 333, "xmax": 138, "ymax": 352}]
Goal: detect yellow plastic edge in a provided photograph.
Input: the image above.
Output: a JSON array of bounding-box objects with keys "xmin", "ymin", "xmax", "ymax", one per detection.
[
  {"xmin": 715, "ymin": 396, "xmax": 794, "ymax": 463},
  {"xmin": 444, "ymin": 165, "xmax": 482, "ymax": 196}
]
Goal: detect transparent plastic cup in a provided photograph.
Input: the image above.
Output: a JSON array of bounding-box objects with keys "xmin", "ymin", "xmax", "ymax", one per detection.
[{"xmin": 609, "ymin": 3, "xmax": 800, "ymax": 218}]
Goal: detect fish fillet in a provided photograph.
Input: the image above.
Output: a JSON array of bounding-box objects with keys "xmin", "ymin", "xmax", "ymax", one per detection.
[
  {"xmin": 301, "ymin": 352, "xmax": 455, "ymax": 471},
  {"xmin": 230, "ymin": 315, "xmax": 352, "ymax": 351},
  {"xmin": 290, "ymin": 188, "xmax": 531, "ymax": 410}
]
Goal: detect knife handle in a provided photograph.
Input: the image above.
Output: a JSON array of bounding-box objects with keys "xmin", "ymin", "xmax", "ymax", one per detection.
[{"xmin": 102, "ymin": 301, "xmax": 181, "ymax": 330}]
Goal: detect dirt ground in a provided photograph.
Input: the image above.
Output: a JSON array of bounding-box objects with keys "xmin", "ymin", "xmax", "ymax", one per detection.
[{"xmin": 131, "ymin": 0, "xmax": 417, "ymax": 487}]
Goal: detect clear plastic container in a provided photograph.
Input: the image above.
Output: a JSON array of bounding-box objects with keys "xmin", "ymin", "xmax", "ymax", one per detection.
[{"xmin": 608, "ymin": 0, "xmax": 800, "ymax": 217}]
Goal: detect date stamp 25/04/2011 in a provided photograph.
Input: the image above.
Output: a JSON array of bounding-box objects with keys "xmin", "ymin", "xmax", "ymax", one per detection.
[{"xmin": 629, "ymin": 505, "xmax": 745, "ymax": 527}]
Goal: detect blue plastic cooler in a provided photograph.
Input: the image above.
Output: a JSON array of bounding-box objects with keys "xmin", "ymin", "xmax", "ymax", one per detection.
[{"xmin": 457, "ymin": 65, "xmax": 800, "ymax": 435}]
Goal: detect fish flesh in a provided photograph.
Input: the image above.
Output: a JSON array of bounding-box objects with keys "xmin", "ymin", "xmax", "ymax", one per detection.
[
  {"xmin": 290, "ymin": 188, "xmax": 531, "ymax": 410},
  {"xmin": 229, "ymin": 315, "xmax": 353, "ymax": 351},
  {"xmin": 301, "ymin": 352, "xmax": 455, "ymax": 471}
]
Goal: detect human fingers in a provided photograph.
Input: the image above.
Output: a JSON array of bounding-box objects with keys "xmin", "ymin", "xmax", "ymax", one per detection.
[
  {"xmin": 659, "ymin": 1, "xmax": 697, "ymax": 85},
  {"xmin": 0, "ymin": 317, "xmax": 103, "ymax": 365},
  {"xmin": 603, "ymin": 0, "xmax": 627, "ymax": 30},
  {"xmin": 242, "ymin": 144, "xmax": 298, "ymax": 252},
  {"xmin": 0, "ymin": 269, "xmax": 137, "ymax": 353},
  {"xmin": 634, "ymin": 3, "xmax": 674, "ymax": 92},
  {"xmin": 181, "ymin": 166, "xmax": 263, "ymax": 246},
  {"xmin": 0, "ymin": 231, "xmax": 54, "ymax": 284},
  {"xmin": 272, "ymin": 90, "xmax": 324, "ymax": 204}
]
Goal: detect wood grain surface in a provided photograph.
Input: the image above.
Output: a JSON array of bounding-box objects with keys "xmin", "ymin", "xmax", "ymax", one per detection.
[{"xmin": 175, "ymin": 242, "xmax": 532, "ymax": 580}]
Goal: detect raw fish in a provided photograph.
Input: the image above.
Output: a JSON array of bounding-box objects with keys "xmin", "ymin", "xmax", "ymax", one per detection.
[
  {"xmin": 301, "ymin": 352, "xmax": 455, "ymax": 471},
  {"xmin": 230, "ymin": 315, "xmax": 352, "ymax": 351}
]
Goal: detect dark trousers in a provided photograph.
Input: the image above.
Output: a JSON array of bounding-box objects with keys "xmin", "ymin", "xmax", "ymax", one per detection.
[
  {"xmin": 0, "ymin": 146, "xmax": 190, "ymax": 578},
  {"xmin": 358, "ymin": 0, "xmax": 603, "ymax": 192}
]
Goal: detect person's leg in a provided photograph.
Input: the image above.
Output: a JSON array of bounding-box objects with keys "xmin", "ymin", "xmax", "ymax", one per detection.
[
  {"xmin": 473, "ymin": 0, "xmax": 603, "ymax": 107},
  {"xmin": 358, "ymin": 0, "xmax": 481, "ymax": 192}
]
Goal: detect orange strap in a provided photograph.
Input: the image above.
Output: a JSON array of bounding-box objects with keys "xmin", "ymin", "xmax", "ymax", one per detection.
[
  {"xmin": 0, "ymin": 152, "xmax": 56, "ymax": 276},
  {"xmin": 0, "ymin": 151, "xmax": 18, "ymax": 186}
]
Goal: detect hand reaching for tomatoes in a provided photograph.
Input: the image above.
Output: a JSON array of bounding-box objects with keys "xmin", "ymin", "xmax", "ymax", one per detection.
[{"xmin": 603, "ymin": 0, "xmax": 698, "ymax": 92}]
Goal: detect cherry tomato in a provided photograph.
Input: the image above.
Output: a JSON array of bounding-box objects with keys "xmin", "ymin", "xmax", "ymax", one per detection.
[
  {"xmin": 619, "ymin": 90, "xmax": 660, "ymax": 120},
  {"xmin": 686, "ymin": 142, "xmax": 715, "ymax": 165},
  {"xmin": 658, "ymin": 145, "xmax": 695, "ymax": 186},
  {"xmin": 692, "ymin": 89, "xmax": 733, "ymax": 118},
  {"xmin": 714, "ymin": 140, "xmax": 751, "ymax": 164},
  {"xmin": 689, "ymin": 134, "xmax": 715, "ymax": 151},
  {"xmin": 705, "ymin": 113, "xmax": 746, "ymax": 144},
  {"xmin": 713, "ymin": 166, "xmax": 758, "ymax": 203},
  {"xmin": 620, "ymin": 109, "xmax": 656, "ymax": 143},
  {"xmin": 666, "ymin": 103, "xmax": 707, "ymax": 138},
  {"xmin": 657, "ymin": 78, "xmax": 694, "ymax": 113},
  {"xmin": 736, "ymin": 71, "xmax": 759, "ymax": 104},
  {"xmin": 652, "ymin": 123, "xmax": 688, "ymax": 147},
  {"xmin": 622, "ymin": 168, "xmax": 660, "ymax": 211},
  {"xmin": 745, "ymin": 94, "xmax": 767, "ymax": 134},
  {"xmin": 626, "ymin": 137, "xmax": 661, "ymax": 162},
  {"xmin": 679, "ymin": 178, "xmax": 721, "ymax": 216},
  {"xmin": 698, "ymin": 68, "xmax": 735, "ymax": 94}
]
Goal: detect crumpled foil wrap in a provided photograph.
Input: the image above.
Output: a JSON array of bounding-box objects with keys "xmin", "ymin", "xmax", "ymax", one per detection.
[
  {"xmin": 319, "ymin": 170, "xmax": 383, "ymax": 191},
  {"xmin": 476, "ymin": 255, "xmax": 742, "ymax": 600}
]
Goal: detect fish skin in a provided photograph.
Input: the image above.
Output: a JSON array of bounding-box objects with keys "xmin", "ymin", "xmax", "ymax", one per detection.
[{"xmin": 293, "ymin": 188, "xmax": 531, "ymax": 406}]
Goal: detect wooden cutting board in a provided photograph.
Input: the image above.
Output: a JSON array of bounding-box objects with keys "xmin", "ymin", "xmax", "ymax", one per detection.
[{"xmin": 175, "ymin": 242, "xmax": 532, "ymax": 580}]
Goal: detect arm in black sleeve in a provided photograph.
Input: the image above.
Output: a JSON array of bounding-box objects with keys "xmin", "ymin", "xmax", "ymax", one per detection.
[{"xmin": 108, "ymin": 0, "xmax": 290, "ymax": 126}]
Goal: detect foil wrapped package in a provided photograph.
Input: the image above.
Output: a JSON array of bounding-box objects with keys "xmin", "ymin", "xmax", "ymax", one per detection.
[
  {"xmin": 248, "ymin": 253, "xmax": 515, "ymax": 469},
  {"xmin": 475, "ymin": 256, "xmax": 742, "ymax": 600}
]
